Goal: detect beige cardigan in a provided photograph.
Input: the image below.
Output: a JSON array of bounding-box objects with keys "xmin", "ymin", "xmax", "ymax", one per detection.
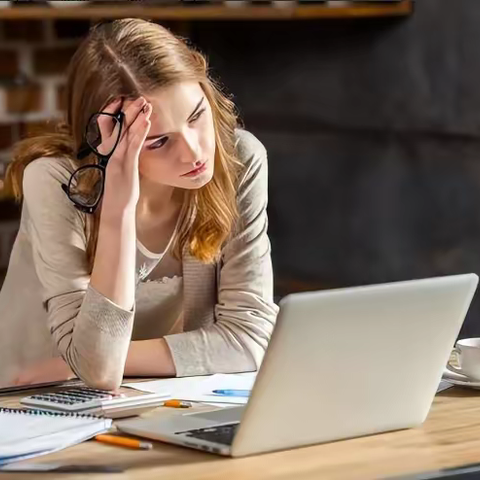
[{"xmin": 0, "ymin": 129, "xmax": 279, "ymax": 388}]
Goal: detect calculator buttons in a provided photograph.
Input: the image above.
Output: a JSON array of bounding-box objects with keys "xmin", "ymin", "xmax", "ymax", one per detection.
[{"xmin": 21, "ymin": 388, "xmax": 115, "ymax": 412}]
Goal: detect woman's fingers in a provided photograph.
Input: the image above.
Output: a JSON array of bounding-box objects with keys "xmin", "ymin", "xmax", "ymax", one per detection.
[
  {"xmin": 93, "ymin": 97, "xmax": 123, "ymax": 155},
  {"xmin": 126, "ymin": 102, "xmax": 152, "ymax": 161},
  {"xmin": 96, "ymin": 117, "xmax": 119, "ymax": 156},
  {"xmin": 97, "ymin": 113, "xmax": 117, "ymax": 139},
  {"xmin": 106, "ymin": 101, "xmax": 151, "ymax": 174},
  {"xmin": 121, "ymin": 96, "xmax": 148, "ymax": 135},
  {"xmin": 102, "ymin": 97, "xmax": 123, "ymax": 115},
  {"xmin": 96, "ymin": 96, "xmax": 146, "ymax": 154}
]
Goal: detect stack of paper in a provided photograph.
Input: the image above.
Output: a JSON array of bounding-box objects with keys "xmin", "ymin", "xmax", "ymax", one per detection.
[
  {"xmin": 0, "ymin": 408, "xmax": 111, "ymax": 465},
  {"xmin": 124, "ymin": 372, "xmax": 257, "ymax": 406}
]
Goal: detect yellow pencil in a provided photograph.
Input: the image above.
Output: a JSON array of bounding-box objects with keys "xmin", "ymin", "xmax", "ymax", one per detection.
[
  {"xmin": 163, "ymin": 399, "xmax": 192, "ymax": 408},
  {"xmin": 95, "ymin": 434, "xmax": 153, "ymax": 450}
]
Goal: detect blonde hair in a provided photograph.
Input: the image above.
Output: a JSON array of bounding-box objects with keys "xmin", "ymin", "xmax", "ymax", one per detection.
[{"xmin": 5, "ymin": 18, "xmax": 241, "ymax": 268}]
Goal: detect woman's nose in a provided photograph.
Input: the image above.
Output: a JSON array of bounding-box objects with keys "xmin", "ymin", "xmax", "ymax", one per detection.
[{"xmin": 179, "ymin": 131, "xmax": 200, "ymax": 163}]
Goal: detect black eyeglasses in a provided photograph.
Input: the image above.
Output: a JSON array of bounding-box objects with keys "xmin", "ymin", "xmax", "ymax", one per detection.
[{"xmin": 62, "ymin": 110, "xmax": 125, "ymax": 214}]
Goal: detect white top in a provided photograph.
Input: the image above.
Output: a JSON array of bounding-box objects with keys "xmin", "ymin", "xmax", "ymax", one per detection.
[
  {"xmin": 133, "ymin": 219, "xmax": 184, "ymax": 341},
  {"xmin": 137, "ymin": 239, "xmax": 163, "ymax": 260}
]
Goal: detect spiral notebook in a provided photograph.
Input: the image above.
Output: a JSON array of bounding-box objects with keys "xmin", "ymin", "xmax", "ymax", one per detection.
[{"xmin": 0, "ymin": 408, "xmax": 111, "ymax": 465}]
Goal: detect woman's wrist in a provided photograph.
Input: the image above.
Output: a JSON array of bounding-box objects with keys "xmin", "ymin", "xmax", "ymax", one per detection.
[
  {"xmin": 124, "ymin": 339, "xmax": 176, "ymax": 377},
  {"xmin": 99, "ymin": 200, "xmax": 137, "ymax": 229}
]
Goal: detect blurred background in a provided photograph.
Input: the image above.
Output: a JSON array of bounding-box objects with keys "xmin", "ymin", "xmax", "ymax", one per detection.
[{"xmin": 2, "ymin": 0, "xmax": 480, "ymax": 337}]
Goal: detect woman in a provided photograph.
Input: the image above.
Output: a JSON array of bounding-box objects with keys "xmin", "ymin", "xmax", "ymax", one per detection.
[{"xmin": 0, "ymin": 18, "xmax": 278, "ymax": 390}]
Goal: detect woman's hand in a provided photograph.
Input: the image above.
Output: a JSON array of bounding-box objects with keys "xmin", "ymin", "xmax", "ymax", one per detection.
[
  {"xmin": 99, "ymin": 96, "xmax": 152, "ymax": 220},
  {"xmin": 13, "ymin": 357, "xmax": 75, "ymax": 386},
  {"xmin": 89, "ymin": 96, "xmax": 152, "ymax": 310}
]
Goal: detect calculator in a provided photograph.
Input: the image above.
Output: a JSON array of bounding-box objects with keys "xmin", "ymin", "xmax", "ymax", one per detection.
[
  {"xmin": 20, "ymin": 386, "xmax": 170, "ymax": 418},
  {"xmin": 21, "ymin": 387, "xmax": 118, "ymax": 413}
]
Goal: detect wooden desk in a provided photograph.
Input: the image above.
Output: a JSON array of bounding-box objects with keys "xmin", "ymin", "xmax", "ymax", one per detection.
[{"xmin": 1, "ymin": 386, "xmax": 480, "ymax": 480}]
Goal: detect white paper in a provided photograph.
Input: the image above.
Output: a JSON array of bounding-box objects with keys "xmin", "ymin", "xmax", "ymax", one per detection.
[
  {"xmin": 123, "ymin": 372, "xmax": 256, "ymax": 405},
  {"xmin": 0, "ymin": 412, "xmax": 111, "ymax": 465}
]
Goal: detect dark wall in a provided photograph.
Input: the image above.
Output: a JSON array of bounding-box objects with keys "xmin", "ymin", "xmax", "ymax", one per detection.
[{"xmin": 191, "ymin": 0, "xmax": 480, "ymax": 338}]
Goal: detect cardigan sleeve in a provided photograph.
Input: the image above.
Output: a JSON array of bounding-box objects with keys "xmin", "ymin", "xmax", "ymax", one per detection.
[
  {"xmin": 164, "ymin": 130, "xmax": 279, "ymax": 376},
  {"xmin": 22, "ymin": 158, "xmax": 134, "ymax": 389}
]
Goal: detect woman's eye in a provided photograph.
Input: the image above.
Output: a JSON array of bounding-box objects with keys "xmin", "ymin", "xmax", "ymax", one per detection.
[
  {"xmin": 190, "ymin": 108, "xmax": 206, "ymax": 123},
  {"xmin": 151, "ymin": 137, "xmax": 169, "ymax": 149}
]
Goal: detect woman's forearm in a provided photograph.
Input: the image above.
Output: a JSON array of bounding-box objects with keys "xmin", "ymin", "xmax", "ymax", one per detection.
[
  {"xmin": 61, "ymin": 211, "xmax": 137, "ymax": 390},
  {"xmin": 124, "ymin": 339, "xmax": 176, "ymax": 377},
  {"xmin": 13, "ymin": 338, "xmax": 176, "ymax": 388},
  {"xmin": 90, "ymin": 211, "xmax": 137, "ymax": 310}
]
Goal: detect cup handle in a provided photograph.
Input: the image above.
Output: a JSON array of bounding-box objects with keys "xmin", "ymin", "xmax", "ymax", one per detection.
[{"xmin": 446, "ymin": 347, "xmax": 463, "ymax": 375}]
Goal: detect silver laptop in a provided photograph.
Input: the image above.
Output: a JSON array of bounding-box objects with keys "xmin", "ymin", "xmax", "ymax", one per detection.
[{"xmin": 117, "ymin": 273, "xmax": 478, "ymax": 457}]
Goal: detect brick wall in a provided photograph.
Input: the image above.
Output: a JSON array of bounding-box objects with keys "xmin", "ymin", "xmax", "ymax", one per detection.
[
  {"xmin": 0, "ymin": 19, "xmax": 93, "ymax": 180},
  {"xmin": 0, "ymin": 19, "xmax": 93, "ymax": 270}
]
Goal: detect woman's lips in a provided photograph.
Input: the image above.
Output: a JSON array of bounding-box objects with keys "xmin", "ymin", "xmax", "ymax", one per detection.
[{"xmin": 182, "ymin": 162, "xmax": 207, "ymax": 177}]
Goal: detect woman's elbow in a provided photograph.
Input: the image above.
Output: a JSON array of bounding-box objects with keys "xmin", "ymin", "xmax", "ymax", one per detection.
[
  {"xmin": 65, "ymin": 353, "xmax": 124, "ymax": 391},
  {"xmin": 81, "ymin": 372, "xmax": 122, "ymax": 391},
  {"xmin": 249, "ymin": 323, "xmax": 275, "ymax": 369}
]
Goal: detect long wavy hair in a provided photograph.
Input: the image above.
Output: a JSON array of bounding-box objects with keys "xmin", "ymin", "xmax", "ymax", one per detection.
[{"xmin": 4, "ymin": 18, "xmax": 241, "ymax": 269}]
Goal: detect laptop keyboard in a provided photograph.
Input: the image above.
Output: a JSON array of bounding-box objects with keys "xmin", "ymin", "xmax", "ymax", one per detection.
[{"xmin": 177, "ymin": 423, "xmax": 239, "ymax": 446}]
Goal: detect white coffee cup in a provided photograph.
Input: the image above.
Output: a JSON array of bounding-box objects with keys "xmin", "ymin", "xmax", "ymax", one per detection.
[{"xmin": 447, "ymin": 338, "xmax": 480, "ymax": 381}]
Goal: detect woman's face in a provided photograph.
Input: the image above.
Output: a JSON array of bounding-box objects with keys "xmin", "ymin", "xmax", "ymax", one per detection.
[{"xmin": 137, "ymin": 81, "xmax": 216, "ymax": 190}]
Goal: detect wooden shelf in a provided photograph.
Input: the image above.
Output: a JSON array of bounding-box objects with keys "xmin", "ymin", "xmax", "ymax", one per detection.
[{"xmin": 0, "ymin": 1, "xmax": 413, "ymax": 21}]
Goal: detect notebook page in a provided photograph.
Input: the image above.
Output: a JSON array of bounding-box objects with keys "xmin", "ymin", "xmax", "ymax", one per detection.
[{"xmin": 0, "ymin": 409, "xmax": 111, "ymax": 465}]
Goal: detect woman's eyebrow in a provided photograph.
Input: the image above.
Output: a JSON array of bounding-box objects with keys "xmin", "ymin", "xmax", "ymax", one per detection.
[
  {"xmin": 187, "ymin": 96, "xmax": 205, "ymax": 120},
  {"xmin": 146, "ymin": 96, "xmax": 205, "ymax": 141}
]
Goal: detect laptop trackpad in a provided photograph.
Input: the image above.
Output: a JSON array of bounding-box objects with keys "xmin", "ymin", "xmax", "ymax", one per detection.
[{"xmin": 186, "ymin": 406, "xmax": 245, "ymax": 424}]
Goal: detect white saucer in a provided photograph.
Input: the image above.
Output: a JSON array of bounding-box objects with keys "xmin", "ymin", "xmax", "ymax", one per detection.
[{"xmin": 442, "ymin": 368, "xmax": 480, "ymax": 389}]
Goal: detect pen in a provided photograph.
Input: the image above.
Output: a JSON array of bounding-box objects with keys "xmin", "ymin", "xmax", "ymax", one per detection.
[
  {"xmin": 163, "ymin": 399, "xmax": 192, "ymax": 408},
  {"xmin": 211, "ymin": 389, "xmax": 251, "ymax": 397},
  {"xmin": 94, "ymin": 434, "xmax": 153, "ymax": 450}
]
